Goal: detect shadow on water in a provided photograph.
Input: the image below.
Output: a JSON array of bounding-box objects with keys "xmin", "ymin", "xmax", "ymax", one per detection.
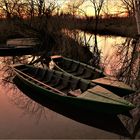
[
  {"xmin": 132, "ymin": 119, "xmax": 140, "ymax": 138},
  {"xmin": 12, "ymin": 76, "xmax": 131, "ymax": 138}
]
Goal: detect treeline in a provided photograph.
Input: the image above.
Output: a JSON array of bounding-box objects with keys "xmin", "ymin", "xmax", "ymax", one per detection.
[
  {"xmin": 0, "ymin": 0, "xmax": 137, "ymax": 69},
  {"xmin": 0, "ymin": 0, "xmax": 57, "ymax": 18}
]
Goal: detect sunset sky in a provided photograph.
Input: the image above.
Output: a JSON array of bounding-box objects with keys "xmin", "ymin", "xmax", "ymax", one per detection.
[
  {"xmin": 0, "ymin": 0, "xmax": 127, "ymax": 18},
  {"xmin": 55, "ymin": 0, "xmax": 126, "ymax": 17}
]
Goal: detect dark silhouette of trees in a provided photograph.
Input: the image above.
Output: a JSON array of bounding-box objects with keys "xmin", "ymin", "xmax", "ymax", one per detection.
[
  {"xmin": 0, "ymin": 0, "xmax": 26, "ymax": 18},
  {"xmin": 120, "ymin": 0, "xmax": 135, "ymax": 16},
  {"xmin": 87, "ymin": 0, "xmax": 105, "ymax": 67}
]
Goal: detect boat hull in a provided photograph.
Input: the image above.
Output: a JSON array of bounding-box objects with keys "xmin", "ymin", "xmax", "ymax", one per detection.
[
  {"xmin": 0, "ymin": 45, "xmax": 38, "ymax": 56},
  {"xmin": 51, "ymin": 56, "xmax": 135, "ymax": 96},
  {"xmin": 12, "ymin": 64, "xmax": 135, "ymax": 115}
]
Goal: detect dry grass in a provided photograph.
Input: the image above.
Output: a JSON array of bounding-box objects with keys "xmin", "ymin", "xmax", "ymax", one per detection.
[{"xmin": 0, "ymin": 16, "xmax": 137, "ymax": 44}]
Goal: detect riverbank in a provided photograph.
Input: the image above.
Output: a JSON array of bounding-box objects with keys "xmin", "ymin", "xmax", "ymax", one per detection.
[
  {"xmin": 82, "ymin": 17, "xmax": 137, "ymax": 38},
  {"xmin": 0, "ymin": 16, "xmax": 137, "ymax": 45},
  {"xmin": 60, "ymin": 16, "xmax": 137, "ymax": 38}
]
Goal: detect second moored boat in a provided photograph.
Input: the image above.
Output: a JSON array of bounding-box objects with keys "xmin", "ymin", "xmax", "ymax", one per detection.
[{"xmin": 50, "ymin": 55, "xmax": 136, "ymax": 97}]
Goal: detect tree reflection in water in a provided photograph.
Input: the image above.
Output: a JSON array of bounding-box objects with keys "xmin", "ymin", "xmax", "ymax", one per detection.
[
  {"xmin": 0, "ymin": 62, "xmax": 131, "ymax": 138},
  {"xmin": 0, "ymin": 57, "xmax": 53, "ymax": 124},
  {"xmin": 1, "ymin": 78, "xmax": 54, "ymax": 124},
  {"xmin": 107, "ymin": 37, "xmax": 140, "ymax": 139},
  {"xmin": 108, "ymin": 38, "xmax": 139, "ymax": 87},
  {"xmin": 13, "ymin": 75, "xmax": 133, "ymax": 138},
  {"xmin": 0, "ymin": 39, "xmax": 140, "ymax": 138}
]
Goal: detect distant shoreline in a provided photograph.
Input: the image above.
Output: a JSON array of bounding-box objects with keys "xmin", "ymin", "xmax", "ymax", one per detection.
[
  {"xmin": 0, "ymin": 16, "xmax": 137, "ymax": 44},
  {"xmin": 65, "ymin": 16, "xmax": 137, "ymax": 38}
]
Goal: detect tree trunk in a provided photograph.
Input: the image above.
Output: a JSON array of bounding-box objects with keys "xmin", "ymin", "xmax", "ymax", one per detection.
[
  {"xmin": 135, "ymin": 0, "xmax": 140, "ymax": 35},
  {"xmin": 134, "ymin": 0, "xmax": 140, "ymax": 89}
]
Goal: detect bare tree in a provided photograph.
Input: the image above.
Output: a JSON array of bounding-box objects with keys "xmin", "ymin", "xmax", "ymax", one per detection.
[
  {"xmin": 89, "ymin": 0, "xmax": 104, "ymax": 33},
  {"xmin": 120, "ymin": 0, "xmax": 135, "ymax": 16},
  {"xmin": 66, "ymin": 0, "xmax": 85, "ymax": 17},
  {"xmin": 0, "ymin": 0, "xmax": 26, "ymax": 18},
  {"xmin": 88, "ymin": 0, "xmax": 105, "ymax": 67},
  {"xmin": 0, "ymin": 0, "xmax": 59, "ymax": 18},
  {"xmin": 135, "ymin": 0, "xmax": 140, "ymax": 34},
  {"xmin": 37, "ymin": 0, "xmax": 45, "ymax": 16},
  {"xmin": 134, "ymin": 0, "xmax": 140, "ymax": 89}
]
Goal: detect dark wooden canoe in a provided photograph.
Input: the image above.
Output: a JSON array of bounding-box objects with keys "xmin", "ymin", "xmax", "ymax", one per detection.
[
  {"xmin": 6, "ymin": 38, "xmax": 39, "ymax": 46},
  {"xmin": 0, "ymin": 44, "xmax": 38, "ymax": 56},
  {"xmin": 11, "ymin": 64, "xmax": 135, "ymax": 115},
  {"xmin": 51, "ymin": 55, "xmax": 136, "ymax": 96},
  {"xmin": 51, "ymin": 55, "xmax": 105, "ymax": 80}
]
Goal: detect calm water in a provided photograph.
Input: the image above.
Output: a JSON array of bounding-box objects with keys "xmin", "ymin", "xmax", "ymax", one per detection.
[
  {"xmin": 79, "ymin": 33, "xmax": 126, "ymax": 75},
  {"xmin": 0, "ymin": 36, "xmax": 140, "ymax": 139},
  {"xmin": 0, "ymin": 65, "xmax": 122, "ymax": 139}
]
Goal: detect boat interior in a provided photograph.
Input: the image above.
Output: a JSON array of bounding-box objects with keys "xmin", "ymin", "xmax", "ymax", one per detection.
[
  {"xmin": 52, "ymin": 57, "xmax": 105, "ymax": 80},
  {"xmin": 15, "ymin": 65, "xmax": 95, "ymax": 97}
]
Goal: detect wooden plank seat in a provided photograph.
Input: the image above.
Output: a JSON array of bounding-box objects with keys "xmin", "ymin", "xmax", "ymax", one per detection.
[
  {"xmin": 78, "ymin": 80, "xmax": 91, "ymax": 92},
  {"xmin": 50, "ymin": 71, "xmax": 71, "ymax": 87},
  {"xmin": 69, "ymin": 78, "xmax": 80, "ymax": 90},
  {"xmin": 57, "ymin": 78, "xmax": 82, "ymax": 96},
  {"xmin": 51, "ymin": 76, "xmax": 80, "ymax": 92},
  {"xmin": 67, "ymin": 89, "xmax": 82, "ymax": 97},
  {"xmin": 56, "ymin": 79, "xmax": 70, "ymax": 91}
]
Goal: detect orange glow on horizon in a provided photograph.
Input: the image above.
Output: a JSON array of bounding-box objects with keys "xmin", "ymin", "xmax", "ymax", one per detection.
[
  {"xmin": 60, "ymin": 0, "xmax": 128, "ymax": 17},
  {"xmin": 0, "ymin": 0, "xmax": 128, "ymax": 18}
]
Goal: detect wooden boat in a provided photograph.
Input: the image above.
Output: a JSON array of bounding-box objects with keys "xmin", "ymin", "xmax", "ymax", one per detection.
[
  {"xmin": 0, "ymin": 44, "xmax": 38, "ymax": 56},
  {"xmin": 11, "ymin": 64, "xmax": 135, "ymax": 115},
  {"xmin": 6, "ymin": 38, "xmax": 39, "ymax": 46},
  {"xmin": 51, "ymin": 55, "xmax": 136, "ymax": 96}
]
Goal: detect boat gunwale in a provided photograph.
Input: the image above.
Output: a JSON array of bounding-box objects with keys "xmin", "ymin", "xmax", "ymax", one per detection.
[
  {"xmin": 62, "ymin": 56, "xmax": 105, "ymax": 74},
  {"xmin": 12, "ymin": 65, "xmax": 134, "ymax": 106},
  {"xmin": 51, "ymin": 56, "xmax": 136, "ymax": 96},
  {"xmin": 11, "ymin": 64, "xmax": 135, "ymax": 115}
]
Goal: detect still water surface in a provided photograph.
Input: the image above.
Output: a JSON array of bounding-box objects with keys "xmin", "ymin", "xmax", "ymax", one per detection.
[
  {"xmin": 0, "ymin": 36, "xmax": 139, "ymax": 139},
  {"xmin": 0, "ymin": 69, "xmax": 122, "ymax": 139}
]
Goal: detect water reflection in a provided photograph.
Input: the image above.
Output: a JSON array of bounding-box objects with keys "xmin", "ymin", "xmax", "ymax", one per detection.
[
  {"xmin": 83, "ymin": 33, "xmax": 139, "ymax": 87},
  {"xmin": 12, "ymin": 75, "xmax": 131, "ymax": 137},
  {"xmin": 0, "ymin": 34, "xmax": 140, "ymax": 138},
  {"xmin": 58, "ymin": 30, "xmax": 133, "ymax": 76},
  {"xmin": 1, "ymin": 77, "xmax": 51, "ymax": 124},
  {"xmin": 82, "ymin": 33, "xmax": 127, "ymax": 75},
  {"xmin": 10, "ymin": 95, "xmax": 49, "ymax": 124},
  {"xmin": 107, "ymin": 38, "xmax": 140, "ymax": 87},
  {"xmin": 12, "ymin": 75, "xmax": 140, "ymax": 138},
  {"xmin": 0, "ymin": 58, "xmax": 132, "ymax": 138},
  {"xmin": 0, "ymin": 56, "xmax": 31, "ymax": 83}
]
